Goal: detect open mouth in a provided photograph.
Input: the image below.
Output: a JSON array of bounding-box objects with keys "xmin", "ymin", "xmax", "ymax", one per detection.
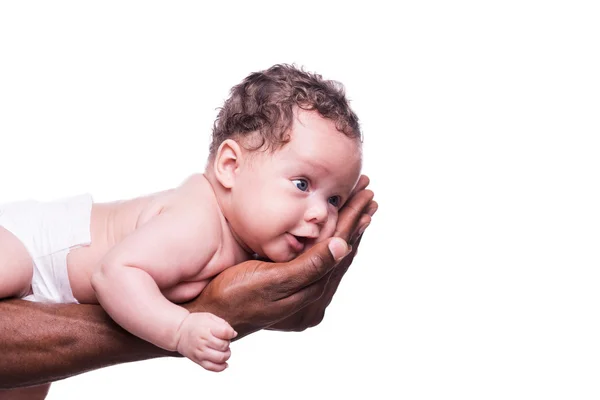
[{"xmin": 287, "ymin": 233, "xmax": 305, "ymax": 252}]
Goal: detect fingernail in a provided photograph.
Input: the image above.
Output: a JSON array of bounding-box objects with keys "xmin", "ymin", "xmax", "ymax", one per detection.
[
  {"xmin": 368, "ymin": 204, "xmax": 378, "ymax": 216},
  {"xmin": 328, "ymin": 238, "xmax": 348, "ymax": 261},
  {"xmin": 358, "ymin": 222, "xmax": 370, "ymax": 235}
]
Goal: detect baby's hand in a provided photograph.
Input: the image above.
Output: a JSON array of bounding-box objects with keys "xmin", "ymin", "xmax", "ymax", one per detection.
[{"xmin": 176, "ymin": 312, "xmax": 237, "ymax": 372}]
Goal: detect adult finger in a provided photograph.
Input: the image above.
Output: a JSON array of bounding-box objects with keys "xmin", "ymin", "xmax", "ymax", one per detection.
[
  {"xmin": 349, "ymin": 214, "xmax": 371, "ymax": 245},
  {"xmin": 273, "ymin": 270, "xmax": 333, "ymax": 315},
  {"xmin": 351, "ymin": 197, "xmax": 378, "ymax": 240},
  {"xmin": 350, "ymin": 175, "xmax": 370, "ymax": 196},
  {"xmin": 366, "ymin": 199, "xmax": 378, "ymax": 217},
  {"xmin": 348, "ymin": 230, "xmax": 364, "ymax": 258},
  {"xmin": 257, "ymin": 237, "xmax": 349, "ymax": 301},
  {"xmin": 335, "ymin": 189, "xmax": 374, "ymax": 242}
]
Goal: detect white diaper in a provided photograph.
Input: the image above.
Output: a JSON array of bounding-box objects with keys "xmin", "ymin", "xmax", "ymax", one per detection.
[{"xmin": 0, "ymin": 194, "xmax": 92, "ymax": 304}]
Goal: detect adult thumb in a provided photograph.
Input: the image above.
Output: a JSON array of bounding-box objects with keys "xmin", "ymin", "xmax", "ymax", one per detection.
[{"xmin": 328, "ymin": 237, "xmax": 350, "ymax": 261}]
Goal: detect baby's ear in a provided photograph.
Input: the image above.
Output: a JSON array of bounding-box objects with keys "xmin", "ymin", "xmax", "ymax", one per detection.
[{"xmin": 213, "ymin": 139, "xmax": 243, "ymax": 189}]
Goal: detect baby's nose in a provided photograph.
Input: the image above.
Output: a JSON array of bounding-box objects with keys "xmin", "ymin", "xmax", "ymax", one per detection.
[{"xmin": 304, "ymin": 201, "xmax": 328, "ymax": 225}]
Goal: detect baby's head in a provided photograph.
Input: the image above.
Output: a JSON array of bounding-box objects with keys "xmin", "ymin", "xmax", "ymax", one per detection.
[{"xmin": 206, "ymin": 64, "xmax": 362, "ymax": 262}]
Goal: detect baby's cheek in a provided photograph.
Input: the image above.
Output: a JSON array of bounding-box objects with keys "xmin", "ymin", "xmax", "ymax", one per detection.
[
  {"xmin": 303, "ymin": 215, "xmax": 337, "ymax": 253},
  {"xmin": 319, "ymin": 215, "xmax": 338, "ymax": 242}
]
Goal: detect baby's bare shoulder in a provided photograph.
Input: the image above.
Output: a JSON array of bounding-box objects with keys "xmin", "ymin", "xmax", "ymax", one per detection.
[
  {"xmin": 118, "ymin": 174, "xmax": 224, "ymax": 268},
  {"xmin": 153, "ymin": 175, "xmax": 222, "ymax": 238},
  {"xmin": 131, "ymin": 174, "xmax": 220, "ymax": 233},
  {"xmin": 169, "ymin": 174, "xmax": 218, "ymax": 214}
]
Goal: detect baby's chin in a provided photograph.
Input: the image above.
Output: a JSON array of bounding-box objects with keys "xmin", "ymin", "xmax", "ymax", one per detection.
[
  {"xmin": 265, "ymin": 253, "xmax": 296, "ymax": 263},
  {"xmin": 267, "ymin": 244, "xmax": 321, "ymax": 263},
  {"xmin": 257, "ymin": 248, "xmax": 299, "ymax": 263},
  {"xmin": 256, "ymin": 236, "xmax": 325, "ymax": 262}
]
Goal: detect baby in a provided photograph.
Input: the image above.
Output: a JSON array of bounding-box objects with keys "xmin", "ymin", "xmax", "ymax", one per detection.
[{"xmin": 0, "ymin": 64, "xmax": 363, "ymax": 373}]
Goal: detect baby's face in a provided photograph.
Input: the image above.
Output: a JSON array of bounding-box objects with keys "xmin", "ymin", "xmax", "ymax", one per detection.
[{"xmin": 229, "ymin": 109, "xmax": 362, "ymax": 262}]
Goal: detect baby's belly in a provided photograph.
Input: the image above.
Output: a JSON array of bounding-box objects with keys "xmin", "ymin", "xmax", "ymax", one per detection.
[{"xmin": 162, "ymin": 279, "xmax": 210, "ymax": 304}]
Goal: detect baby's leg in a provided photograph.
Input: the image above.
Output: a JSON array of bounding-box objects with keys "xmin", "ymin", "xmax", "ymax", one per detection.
[
  {"xmin": 0, "ymin": 383, "xmax": 51, "ymax": 400},
  {"xmin": 0, "ymin": 227, "xmax": 33, "ymax": 299}
]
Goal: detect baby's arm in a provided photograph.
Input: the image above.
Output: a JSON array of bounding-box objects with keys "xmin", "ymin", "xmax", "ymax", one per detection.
[{"xmin": 91, "ymin": 207, "xmax": 236, "ymax": 371}]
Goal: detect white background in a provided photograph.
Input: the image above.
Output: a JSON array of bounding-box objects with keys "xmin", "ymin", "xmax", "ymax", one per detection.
[{"xmin": 1, "ymin": 1, "xmax": 599, "ymax": 399}]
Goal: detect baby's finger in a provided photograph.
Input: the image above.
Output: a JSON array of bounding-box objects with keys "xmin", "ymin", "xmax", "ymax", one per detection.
[
  {"xmin": 196, "ymin": 347, "xmax": 231, "ymax": 365},
  {"xmin": 210, "ymin": 323, "xmax": 237, "ymax": 340},
  {"xmin": 199, "ymin": 359, "xmax": 229, "ymax": 373},
  {"xmin": 206, "ymin": 335, "xmax": 231, "ymax": 352}
]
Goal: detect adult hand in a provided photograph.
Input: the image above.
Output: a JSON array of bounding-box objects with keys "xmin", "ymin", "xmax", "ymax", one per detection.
[
  {"xmin": 185, "ymin": 175, "xmax": 377, "ymax": 337},
  {"xmin": 268, "ymin": 174, "xmax": 377, "ymax": 331}
]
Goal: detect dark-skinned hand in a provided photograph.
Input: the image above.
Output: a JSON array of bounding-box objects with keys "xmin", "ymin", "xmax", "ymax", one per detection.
[{"xmin": 185, "ymin": 175, "xmax": 377, "ymax": 338}]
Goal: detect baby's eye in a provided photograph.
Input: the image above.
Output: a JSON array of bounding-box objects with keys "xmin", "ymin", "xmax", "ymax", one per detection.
[
  {"xmin": 328, "ymin": 196, "xmax": 342, "ymax": 208},
  {"xmin": 292, "ymin": 179, "xmax": 309, "ymax": 192}
]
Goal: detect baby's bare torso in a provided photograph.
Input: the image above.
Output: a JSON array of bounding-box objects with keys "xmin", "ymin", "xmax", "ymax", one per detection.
[{"xmin": 66, "ymin": 173, "xmax": 248, "ymax": 304}]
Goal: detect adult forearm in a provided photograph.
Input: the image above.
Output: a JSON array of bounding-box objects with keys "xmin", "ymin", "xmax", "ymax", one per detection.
[
  {"xmin": 0, "ymin": 233, "xmax": 360, "ymax": 388},
  {"xmin": 0, "ymin": 299, "xmax": 172, "ymax": 389}
]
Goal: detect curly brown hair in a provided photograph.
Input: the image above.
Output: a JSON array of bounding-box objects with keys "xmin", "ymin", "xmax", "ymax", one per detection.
[{"xmin": 209, "ymin": 64, "xmax": 361, "ymax": 160}]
